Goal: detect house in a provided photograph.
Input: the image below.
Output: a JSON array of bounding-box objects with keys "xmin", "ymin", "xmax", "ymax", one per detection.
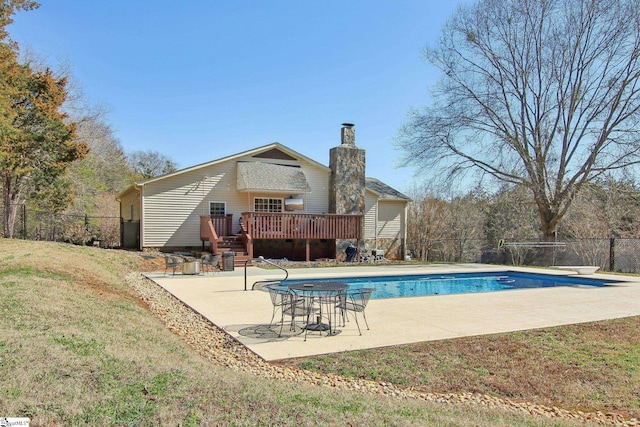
[{"xmin": 117, "ymin": 124, "xmax": 411, "ymax": 263}]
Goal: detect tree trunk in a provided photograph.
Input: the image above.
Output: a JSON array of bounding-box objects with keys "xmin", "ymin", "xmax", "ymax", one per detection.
[
  {"xmin": 3, "ymin": 178, "xmax": 12, "ymax": 238},
  {"xmin": 541, "ymin": 233, "xmax": 557, "ymax": 267},
  {"xmin": 3, "ymin": 176, "xmax": 20, "ymax": 239},
  {"xmin": 540, "ymin": 214, "xmax": 559, "ymax": 267}
]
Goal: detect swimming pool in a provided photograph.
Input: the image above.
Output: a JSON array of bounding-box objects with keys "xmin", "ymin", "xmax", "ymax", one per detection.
[{"xmin": 282, "ymin": 271, "xmax": 618, "ymax": 299}]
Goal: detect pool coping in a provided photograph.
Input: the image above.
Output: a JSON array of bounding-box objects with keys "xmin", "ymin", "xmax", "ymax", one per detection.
[
  {"xmin": 281, "ymin": 269, "xmax": 617, "ymax": 298},
  {"xmin": 145, "ymin": 264, "xmax": 640, "ymax": 361}
]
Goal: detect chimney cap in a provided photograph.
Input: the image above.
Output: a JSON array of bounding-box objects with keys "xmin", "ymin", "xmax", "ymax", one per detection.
[{"xmin": 341, "ymin": 123, "xmax": 355, "ymax": 128}]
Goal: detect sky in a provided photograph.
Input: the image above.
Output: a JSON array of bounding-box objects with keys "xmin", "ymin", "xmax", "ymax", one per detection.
[{"xmin": 8, "ymin": 1, "xmax": 462, "ymax": 193}]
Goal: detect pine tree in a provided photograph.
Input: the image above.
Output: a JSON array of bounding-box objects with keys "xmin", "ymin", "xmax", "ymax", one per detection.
[{"xmin": 0, "ymin": 1, "xmax": 88, "ymax": 237}]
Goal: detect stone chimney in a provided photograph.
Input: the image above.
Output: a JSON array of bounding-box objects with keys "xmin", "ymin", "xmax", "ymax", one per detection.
[
  {"xmin": 329, "ymin": 123, "xmax": 365, "ymax": 259},
  {"xmin": 341, "ymin": 122, "xmax": 356, "ymax": 145}
]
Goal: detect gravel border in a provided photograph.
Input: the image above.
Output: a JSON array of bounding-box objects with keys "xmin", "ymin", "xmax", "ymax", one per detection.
[{"xmin": 126, "ymin": 272, "xmax": 638, "ymax": 426}]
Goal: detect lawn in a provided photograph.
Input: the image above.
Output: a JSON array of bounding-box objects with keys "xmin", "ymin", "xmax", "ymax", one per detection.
[
  {"xmin": 280, "ymin": 318, "xmax": 640, "ymax": 420},
  {"xmin": 1, "ymin": 239, "xmax": 637, "ymax": 426}
]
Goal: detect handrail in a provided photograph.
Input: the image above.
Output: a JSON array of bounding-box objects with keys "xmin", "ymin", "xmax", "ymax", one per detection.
[
  {"xmin": 199, "ymin": 216, "xmax": 219, "ymax": 254},
  {"xmin": 244, "ymin": 256, "xmax": 289, "ymax": 291},
  {"xmin": 503, "ymin": 241, "xmax": 566, "ymax": 248},
  {"xmin": 240, "ymin": 222, "xmax": 253, "ymax": 259},
  {"xmin": 251, "ymin": 280, "xmax": 283, "ymax": 291}
]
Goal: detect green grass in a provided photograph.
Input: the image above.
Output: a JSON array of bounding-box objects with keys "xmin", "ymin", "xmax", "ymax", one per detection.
[
  {"xmin": 282, "ymin": 319, "xmax": 640, "ymax": 419},
  {"xmin": 0, "ymin": 238, "xmax": 624, "ymax": 426}
]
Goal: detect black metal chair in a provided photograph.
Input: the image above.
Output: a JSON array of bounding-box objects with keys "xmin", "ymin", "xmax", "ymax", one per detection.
[
  {"xmin": 337, "ymin": 288, "xmax": 374, "ymax": 335},
  {"xmin": 164, "ymin": 255, "xmax": 183, "ymax": 275},
  {"xmin": 264, "ymin": 284, "xmax": 288, "ymax": 327},
  {"xmin": 263, "ymin": 285, "xmax": 310, "ymax": 337},
  {"xmin": 200, "ymin": 253, "xmax": 220, "ymax": 274},
  {"xmin": 283, "ymin": 288, "xmax": 320, "ymax": 338}
]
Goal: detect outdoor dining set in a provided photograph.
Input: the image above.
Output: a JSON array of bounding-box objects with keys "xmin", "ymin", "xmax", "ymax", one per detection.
[{"xmin": 263, "ymin": 282, "xmax": 374, "ymax": 341}]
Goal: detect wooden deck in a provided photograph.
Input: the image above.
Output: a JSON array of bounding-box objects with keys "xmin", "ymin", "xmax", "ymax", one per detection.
[
  {"xmin": 200, "ymin": 212, "xmax": 362, "ymax": 261},
  {"xmin": 241, "ymin": 212, "xmax": 362, "ymax": 240}
]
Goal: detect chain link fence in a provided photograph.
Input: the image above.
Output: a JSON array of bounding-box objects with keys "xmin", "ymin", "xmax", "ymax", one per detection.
[
  {"xmin": 1, "ymin": 204, "xmax": 121, "ymax": 248},
  {"xmin": 4, "ymin": 203, "xmax": 639, "ymax": 272},
  {"xmin": 409, "ymin": 237, "xmax": 640, "ymax": 273}
]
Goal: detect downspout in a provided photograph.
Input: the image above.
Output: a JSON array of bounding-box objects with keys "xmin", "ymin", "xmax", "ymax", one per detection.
[
  {"xmin": 374, "ymin": 201, "xmax": 378, "ymax": 250},
  {"xmin": 304, "ymin": 184, "xmax": 310, "ymax": 261},
  {"xmin": 403, "ymin": 202, "xmax": 408, "ymax": 259},
  {"xmin": 139, "ymin": 183, "xmax": 145, "ymax": 250},
  {"xmin": 202, "ymin": 176, "xmax": 207, "ymax": 216},
  {"xmin": 248, "ymin": 190, "xmax": 251, "ymax": 233}
]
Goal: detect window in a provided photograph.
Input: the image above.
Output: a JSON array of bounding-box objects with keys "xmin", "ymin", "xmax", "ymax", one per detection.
[
  {"xmin": 254, "ymin": 198, "xmax": 283, "ymax": 213},
  {"xmin": 209, "ymin": 201, "xmax": 226, "ymax": 216}
]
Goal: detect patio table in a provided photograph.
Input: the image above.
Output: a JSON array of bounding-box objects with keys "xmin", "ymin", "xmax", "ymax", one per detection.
[{"xmin": 288, "ymin": 281, "xmax": 348, "ymax": 339}]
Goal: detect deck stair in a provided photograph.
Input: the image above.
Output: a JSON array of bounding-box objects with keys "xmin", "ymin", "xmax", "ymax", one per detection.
[{"xmin": 216, "ymin": 235, "xmax": 252, "ymax": 266}]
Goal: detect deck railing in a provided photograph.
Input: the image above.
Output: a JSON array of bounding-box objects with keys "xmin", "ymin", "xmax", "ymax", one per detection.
[
  {"xmin": 241, "ymin": 212, "xmax": 362, "ymax": 240},
  {"xmin": 199, "ymin": 216, "xmax": 219, "ymax": 254},
  {"xmin": 212, "ymin": 214, "xmax": 232, "ymax": 236},
  {"xmin": 200, "ymin": 214, "xmax": 234, "ymax": 253}
]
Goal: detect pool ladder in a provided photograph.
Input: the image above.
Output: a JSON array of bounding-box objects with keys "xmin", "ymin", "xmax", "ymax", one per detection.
[{"xmin": 243, "ymin": 256, "xmax": 289, "ymax": 291}]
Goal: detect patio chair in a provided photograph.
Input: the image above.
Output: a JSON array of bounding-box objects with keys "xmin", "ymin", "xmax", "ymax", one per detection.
[
  {"xmin": 263, "ymin": 285, "xmax": 307, "ymax": 336},
  {"xmin": 264, "ymin": 284, "xmax": 289, "ymax": 327},
  {"xmin": 164, "ymin": 255, "xmax": 183, "ymax": 276},
  {"xmin": 201, "ymin": 253, "xmax": 221, "ymax": 274},
  {"xmin": 280, "ymin": 288, "xmax": 319, "ymax": 338},
  {"xmin": 337, "ymin": 287, "xmax": 374, "ymax": 335}
]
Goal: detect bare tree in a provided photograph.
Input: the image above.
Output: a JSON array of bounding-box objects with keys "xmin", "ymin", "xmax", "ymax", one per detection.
[
  {"xmin": 405, "ymin": 185, "xmax": 450, "ymax": 261},
  {"xmin": 398, "ymin": 0, "xmax": 640, "ymax": 265},
  {"xmin": 127, "ymin": 150, "xmax": 178, "ymax": 180},
  {"xmin": 563, "ymin": 177, "xmax": 640, "ymax": 238},
  {"xmin": 70, "ymin": 117, "xmax": 132, "ymax": 195},
  {"xmin": 483, "ymin": 184, "xmax": 540, "ymax": 265},
  {"xmin": 560, "ymin": 189, "xmax": 610, "ymax": 267},
  {"xmin": 444, "ymin": 193, "xmax": 485, "ymax": 262},
  {"xmin": 484, "ymin": 184, "xmax": 539, "ymax": 243}
]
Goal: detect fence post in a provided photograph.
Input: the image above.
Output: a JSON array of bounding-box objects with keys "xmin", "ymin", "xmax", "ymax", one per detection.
[
  {"xmin": 609, "ymin": 237, "xmax": 615, "ymax": 272},
  {"xmin": 22, "ymin": 204, "xmax": 26, "ymax": 239}
]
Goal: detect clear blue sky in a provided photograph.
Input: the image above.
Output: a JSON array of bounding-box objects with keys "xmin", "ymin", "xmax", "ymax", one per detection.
[{"xmin": 8, "ymin": 1, "xmax": 461, "ymax": 192}]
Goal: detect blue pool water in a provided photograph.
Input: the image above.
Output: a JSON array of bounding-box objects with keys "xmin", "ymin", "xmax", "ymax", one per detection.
[{"xmin": 282, "ymin": 271, "xmax": 617, "ymax": 299}]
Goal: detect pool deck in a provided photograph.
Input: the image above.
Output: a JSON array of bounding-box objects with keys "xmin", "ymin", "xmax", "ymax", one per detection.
[{"xmin": 145, "ymin": 263, "xmax": 640, "ymax": 361}]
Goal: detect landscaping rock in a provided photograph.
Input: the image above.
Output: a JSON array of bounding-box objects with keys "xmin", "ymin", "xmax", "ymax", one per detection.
[{"xmin": 126, "ymin": 272, "xmax": 638, "ymax": 426}]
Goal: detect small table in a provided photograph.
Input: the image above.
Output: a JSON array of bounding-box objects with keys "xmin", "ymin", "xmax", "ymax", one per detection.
[{"xmin": 288, "ymin": 281, "xmax": 348, "ymax": 338}]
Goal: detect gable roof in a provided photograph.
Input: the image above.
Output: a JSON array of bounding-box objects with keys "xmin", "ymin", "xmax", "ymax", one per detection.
[
  {"xmin": 366, "ymin": 177, "xmax": 411, "ymax": 201},
  {"xmin": 136, "ymin": 142, "xmax": 329, "ymax": 186},
  {"xmin": 237, "ymin": 161, "xmax": 309, "ymax": 193},
  {"xmin": 116, "ymin": 142, "xmax": 410, "ymax": 203}
]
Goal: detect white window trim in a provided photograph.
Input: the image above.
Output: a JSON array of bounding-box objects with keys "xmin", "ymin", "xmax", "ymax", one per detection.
[
  {"xmin": 253, "ymin": 197, "xmax": 284, "ymax": 213},
  {"xmin": 209, "ymin": 201, "xmax": 227, "ymax": 216}
]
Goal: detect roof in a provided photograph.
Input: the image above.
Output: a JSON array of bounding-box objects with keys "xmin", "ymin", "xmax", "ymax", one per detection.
[
  {"xmin": 365, "ymin": 177, "xmax": 411, "ymax": 201},
  {"xmin": 115, "ymin": 142, "xmax": 410, "ymax": 202},
  {"xmin": 116, "ymin": 183, "xmax": 140, "ymax": 200},
  {"xmin": 133, "ymin": 143, "xmax": 329, "ymax": 186},
  {"xmin": 237, "ymin": 161, "xmax": 309, "ymax": 193}
]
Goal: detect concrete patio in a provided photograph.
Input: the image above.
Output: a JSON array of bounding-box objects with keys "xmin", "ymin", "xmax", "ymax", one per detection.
[{"xmin": 145, "ymin": 263, "xmax": 640, "ymax": 361}]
